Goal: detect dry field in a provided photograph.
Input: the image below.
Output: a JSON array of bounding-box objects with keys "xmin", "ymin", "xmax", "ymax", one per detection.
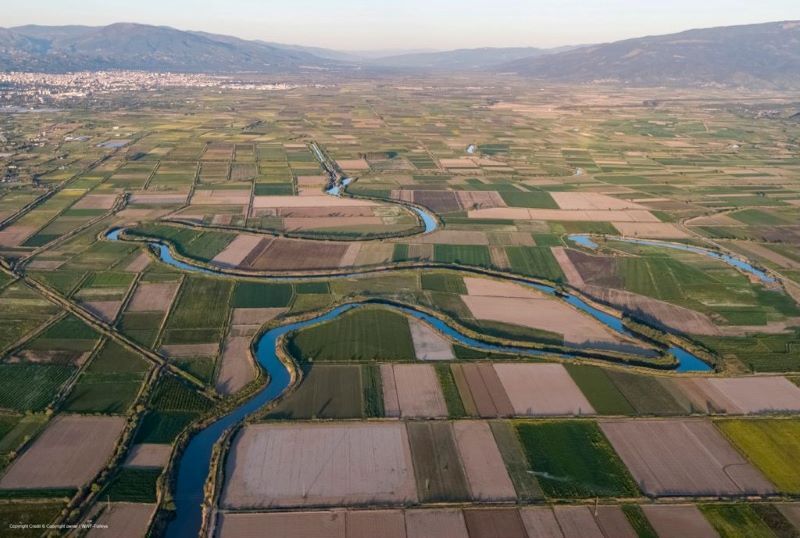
[
  {"xmin": 463, "ymin": 508, "xmax": 528, "ymax": 538},
  {"xmin": 731, "ymin": 241, "xmax": 800, "ymax": 269},
  {"xmin": 519, "ymin": 507, "xmax": 565, "ymax": 538},
  {"xmin": 72, "ymin": 194, "xmax": 118, "ymax": 210},
  {"xmin": 87, "ymin": 503, "xmax": 157, "ymax": 538},
  {"xmin": 190, "ymin": 190, "xmax": 250, "ymax": 205},
  {"xmin": 347, "ymin": 510, "xmax": 406, "ymax": 538},
  {"xmin": 467, "ymin": 208, "xmax": 660, "ymax": 222},
  {"xmin": 128, "ymin": 193, "xmax": 188, "ymax": 205},
  {"xmin": 229, "ymin": 307, "xmax": 285, "ymax": 336},
  {"xmin": 124, "ymin": 252, "xmax": 151, "ymax": 272},
  {"xmin": 408, "ymin": 319, "xmax": 454, "ymax": 361},
  {"xmin": 0, "ymin": 225, "xmax": 36, "ymax": 247},
  {"xmin": 599, "ymin": 419, "xmax": 776, "ymax": 496},
  {"xmin": 456, "ymin": 191, "xmax": 506, "ymax": 210},
  {"xmin": 212, "ymin": 235, "xmax": 264, "ymax": 268},
  {"xmin": 581, "ymin": 285, "xmax": 721, "ymax": 336},
  {"xmin": 552, "ymin": 247, "xmax": 585, "ymax": 287},
  {"xmin": 160, "ymin": 343, "xmax": 218, "ymax": 358},
  {"xmin": 84, "ymin": 300, "xmax": 123, "ymax": 322},
  {"xmin": 676, "ymin": 376, "xmax": 800, "ymax": 414},
  {"xmin": 216, "ymin": 336, "xmax": 256, "ymax": 395},
  {"xmin": 126, "ymin": 282, "xmax": 180, "ymax": 312},
  {"xmin": 593, "ymin": 506, "xmax": 638, "ymax": 538},
  {"xmin": 221, "ymin": 422, "xmax": 418, "ymax": 509},
  {"xmin": 405, "ymin": 509, "xmax": 468, "ymax": 538},
  {"xmin": 451, "ymin": 363, "xmax": 514, "ymax": 418},
  {"xmin": 640, "ymin": 505, "xmax": 719, "ymax": 538},
  {"xmin": 551, "ymin": 192, "xmax": 647, "ymax": 210},
  {"xmin": 124, "ymin": 443, "xmax": 171, "ymax": 468},
  {"xmin": 0, "ymin": 415, "xmax": 125, "ymax": 488},
  {"xmin": 217, "ymin": 511, "xmax": 345, "ymax": 538},
  {"xmin": 246, "ymin": 238, "xmax": 349, "ymax": 271},
  {"xmin": 252, "ymin": 195, "xmax": 375, "ymax": 209},
  {"xmin": 382, "ymin": 364, "xmax": 448, "ymax": 418},
  {"xmin": 493, "ymin": 364, "xmax": 595, "ymax": 416},
  {"xmin": 452, "ymin": 421, "xmax": 515, "ymax": 501},
  {"xmin": 552, "ymin": 506, "xmax": 606, "ymax": 538},
  {"xmin": 612, "ymin": 222, "xmax": 690, "ymax": 239},
  {"xmin": 415, "ymin": 230, "xmax": 489, "ymax": 245}
]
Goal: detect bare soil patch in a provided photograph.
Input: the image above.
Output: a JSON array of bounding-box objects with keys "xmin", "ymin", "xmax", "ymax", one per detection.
[
  {"xmin": 463, "ymin": 508, "xmax": 528, "ymax": 538},
  {"xmin": 468, "ymin": 208, "xmax": 658, "ymax": 222},
  {"xmin": 494, "ymin": 364, "xmax": 595, "ymax": 416},
  {"xmin": 124, "ymin": 252, "xmax": 151, "ymax": 272},
  {"xmin": 337, "ymin": 159, "xmax": 370, "ymax": 170},
  {"xmin": 681, "ymin": 377, "xmax": 800, "ymax": 414},
  {"xmin": 217, "ymin": 511, "xmax": 345, "ymax": 538},
  {"xmin": 72, "ymin": 194, "xmax": 118, "ymax": 210},
  {"xmin": 221, "ymin": 422, "xmax": 417, "ymax": 509},
  {"xmin": 594, "ymin": 505, "xmax": 638, "ymax": 538},
  {"xmin": 126, "ymin": 282, "xmax": 179, "ymax": 313},
  {"xmin": 388, "ymin": 364, "xmax": 448, "ymax": 418},
  {"xmin": 354, "ymin": 243, "xmax": 394, "ymax": 266},
  {"xmin": 599, "ymin": 418, "xmax": 776, "ymax": 496},
  {"xmin": 405, "ymin": 509, "xmax": 468, "ymax": 538},
  {"xmin": 160, "ymin": 343, "xmax": 218, "ymax": 358},
  {"xmin": 191, "ymin": 190, "xmax": 250, "ymax": 205},
  {"xmin": 456, "ymin": 191, "xmax": 506, "ymax": 210},
  {"xmin": 412, "ymin": 191, "xmax": 462, "ymax": 213},
  {"xmin": 551, "ymin": 192, "xmax": 647, "ymax": 210},
  {"xmin": 212, "ymin": 235, "xmax": 264, "ymax": 268},
  {"xmin": 409, "ymin": 319, "xmax": 454, "ymax": 361},
  {"xmin": 87, "ymin": 503, "xmax": 157, "ymax": 538},
  {"xmin": 253, "ymin": 195, "xmax": 375, "ymax": 208},
  {"xmin": 248, "ymin": 238, "xmax": 348, "ymax": 271},
  {"xmin": 551, "ymin": 247, "xmax": 585, "ymax": 287},
  {"xmin": 463, "ymin": 277, "xmax": 536, "ymax": 298},
  {"xmin": 84, "ymin": 300, "xmax": 123, "ymax": 322},
  {"xmin": 347, "ymin": 510, "xmax": 406, "ymax": 538},
  {"xmin": 0, "ymin": 225, "xmax": 36, "ymax": 247},
  {"xmin": 641, "ymin": 505, "xmax": 718, "ymax": 538},
  {"xmin": 124, "ymin": 443, "xmax": 172, "ymax": 468},
  {"xmin": 452, "ymin": 421, "xmax": 515, "ymax": 501},
  {"xmin": 457, "ymin": 363, "xmax": 514, "ymax": 418},
  {"xmin": 612, "ymin": 222, "xmax": 690, "ymax": 239},
  {"xmin": 380, "ymin": 364, "xmax": 401, "ymax": 418},
  {"xmin": 551, "ymin": 506, "xmax": 604, "ymax": 538},
  {"xmin": 417, "ymin": 231, "xmax": 488, "ymax": 245},
  {"xmin": 216, "ymin": 336, "xmax": 256, "ymax": 395},
  {"xmin": 519, "ymin": 507, "xmax": 564, "ymax": 538},
  {"xmin": 0, "ymin": 415, "xmax": 125, "ymax": 489}
]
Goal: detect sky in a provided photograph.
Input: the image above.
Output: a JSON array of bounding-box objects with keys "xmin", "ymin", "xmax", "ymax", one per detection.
[{"xmin": 5, "ymin": 0, "xmax": 800, "ymax": 51}]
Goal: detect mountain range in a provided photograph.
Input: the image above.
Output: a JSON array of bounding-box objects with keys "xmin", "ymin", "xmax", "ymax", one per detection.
[{"xmin": 1, "ymin": 20, "xmax": 799, "ymax": 87}]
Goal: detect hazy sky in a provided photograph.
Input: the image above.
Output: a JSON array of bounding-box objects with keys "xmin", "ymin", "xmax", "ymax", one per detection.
[{"xmin": 5, "ymin": 0, "xmax": 800, "ymax": 50}]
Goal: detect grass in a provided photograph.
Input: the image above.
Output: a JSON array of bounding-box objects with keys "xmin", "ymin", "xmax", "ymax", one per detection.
[
  {"xmin": 696, "ymin": 331, "xmax": 800, "ymax": 373},
  {"xmin": 288, "ymin": 307, "xmax": 416, "ymax": 362},
  {"xmin": 266, "ymin": 365, "xmax": 363, "ymax": 419},
  {"xmin": 565, "ymin": 365, "xmax": 636, "ymax": 415},
  {"xmin": 751, "ymin": 504, "xmax": 800, "ymax": 538},
  {"xmin": 150, "ymin": 375, "xmax": 213, "ymax": 413},
  {"xmin": 700, "ymin": 504, "xmax": 776, "ymax": 538},
  {"xmin": 101, "ymin": 468, "xmax": 161, "ymax": 502},
  {"xmin": 0, "ymin": 364, "xmax": 75, "ymax": 411},
  {"xmin": 134, "ymin": 411, "xmax": 197, "ymax": 444},
  {"xmin": 489, "ymin": 420, "xmax": 544, "ymax": 501},
  {"xmin": 421, "ymin": 273, "xmax": 467, "ymax": 294},
  {"xmin": 716, "ymin": 419, "xmax": 800, "ymax": 493},
  {"xmin": 128, "ymin": 223, "xmax": 234, "ymax": 262},
  {"xmin": 500, "ymin": 190, "xmax": 558, "ymax": 209},
  {"xmin": 506, "ymin": 247, "xmax": 565, "ymax": 281},
  {"xmin": 162, "ymin": 276, "xmax": 232, "ymax": 344},
  {"xmin": 407, "ymin": 421, "xmax": 470, "ymax": 502},
  {"xmin": 0, "ymin": 501, "xmax": 65, "ymax": 537},
  {"xmin": 621, "ymin": 505, "xmax": 658, "ymax": 538},
  {"xmin": 514, "ymin": 420, "xmax": 639, "ymax": 498},
  {"xmin": 434, "ymin": 364, "xmax": 466, "ymax": 418},
  {"xmin": 232, "ymin": 282, "xmax": 293, "ymax": 308},
  {"xmin": 362, "ymin": 364, "xmax": 384, "ymax": 418},
  {"xmin": 434, "ymin": 244, "xmax": 492, "ymax": 267},
  {"xmin": 605, "ymin": 371, "xmax": 687, "ymax": 415}
]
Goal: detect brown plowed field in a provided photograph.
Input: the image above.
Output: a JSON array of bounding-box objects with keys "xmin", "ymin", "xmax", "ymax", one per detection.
[
  {"xmin": 456, "ymin": 191, "xmax": 506, "ymax": 210},
  {"xmin": 552, "ymin": 506, "xmax": 604, "ymax": 538},
  {"xmin": 463, "ymin": 508, "xmax": 528, "ymax": 538},
  {"xmin": 405, "ymin": 509, "xmax": 469, "ymax": 538},
  {"xmin": 594, "ymin": 505, "xmax": 638, "ymax": 538},
  {"xmin": 212, "ymin": 235, "xmax": 264, "ymax": 268},
  {"xmin": 216, "ymin": 336, "xmax": 256, "ymax": 395},
  {"xmin": 347, "ymin": 510, "xmax": 406, "ymax": 538},
  {"xmin": 217, "ymin": 511, "xmax": 345, "ymax": 538},
  {"xmin": 0, "ymin": 415, "xmax": 125, "ymax": 489},
  {"xmin": 221, "ymin": 422, "xmax": 418, "ymax": 509},
  {"xmin": 676, "ymin": 376, "xmax": 800, "ymax": 414},
  {"xmin": 391, "ymin": 364, "xmax": 448, "ymax": 418},
  {"xmin": 641, "ymin": 505, "xmax": 719, "ymax": 538},
  {"xmin": 519, "ymin": 507, "xmax": 564, "ymax": 538},
  {"xmin": 452, "ymin": 421, "xmax": 516, "ymax": 501},
  {"xmin": 600, "ymin": 419, "xmax": 776, "ymax": 496},
  {"xmin": 126, "ymin": 282, "xmax": 180, "ymax": 312},
  {"xmin": 412, "ymin": 191, "xmax": 462, "ymax": 213},
  {"xmin": 407, "ymin": 422, "xmax": 470, "ymax": 502},
  {"xmin": 87, "ymin": 503, "xmax": 157, "ymax": 538},
  {"xmin": 494, "ymin": 364, "xmax": 595, "ymax": 416},
  {"xmin": 247, "ymin": 238, "xmax": 348, "ymax": 271},
  {"xmin": 380, "ymin": 364, "xmax": 401, "ymax": 418},
  {"xmin": 458, "ymin": 363, "xmax": 514, "ymax": 418},
  {"xmin": 124, "ymin": 443, "xmax": 171, "ymax": 468}
]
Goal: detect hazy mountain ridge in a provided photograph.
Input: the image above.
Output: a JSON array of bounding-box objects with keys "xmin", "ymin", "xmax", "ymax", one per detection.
[{"xmin": 500, "ymin": 21, "xmax": 800, "ymax": 87}]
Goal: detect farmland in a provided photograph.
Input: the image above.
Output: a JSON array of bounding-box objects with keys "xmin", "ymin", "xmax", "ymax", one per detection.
[{"xmin": 1, "ymin": 76, "xmax": 800, "ymax": 536}]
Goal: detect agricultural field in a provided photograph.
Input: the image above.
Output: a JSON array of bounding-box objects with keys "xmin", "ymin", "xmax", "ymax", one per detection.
[{"xmin": 1, "ymin": 79, "xmax": 800, "ymax": 536}]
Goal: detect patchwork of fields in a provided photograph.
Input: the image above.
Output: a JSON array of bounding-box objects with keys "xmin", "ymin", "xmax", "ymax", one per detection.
[{"xmin": 1, "ymin": 80, "xmax": 800, "ymax": 535}]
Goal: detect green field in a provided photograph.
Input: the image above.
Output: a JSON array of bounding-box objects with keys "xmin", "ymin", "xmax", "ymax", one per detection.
[
  {"xmin": 514, "ymin": 420, "xmax": 639, "ymax": 498},
  {"xmin": 565, "ymin": 365, "xmax": 636, "ymax": 415},
  {"xmin": 435, "ymin": 364, "xmax": 466, "ymax": 418},
  {"xmin": 506, "ymin": 247, "xmax": 565, "ymax": 281},
  {"xmin": 700, "ymin": 504, "xmax": 776, "ymax": 538},
  {"xmin": 604, "ymin": 371, "xmax": 687, "ymax": 415},
  {"xmin": 489, "ymin": 420, "xmax": 544, "ymax": 501},
  {"xmin": 162, "ymin": 277, "xmax": 232, "ymax": 344},
  {"xmin": 288, "ymin": 307, "xmax": 416, "ymax": 362},
  {"xmin": 407, "ymin": 421, "xmax": 470, "ymax": 502},
  {"xmin": 0, "ymin": 364, "xmax": 75, "ymax": 411},
  {"xmin": 101, "ymin": 468, "xmax": 161, "ymax": 502},
  {"xmin": 232, "ymin": 282, "xmax": 293, "ymax": 308},
  {"xmin": 716, "ymin": 419, "xmax": 800, "ymax": 493},
  {"xmin": 267, "ymin": 365, "xmax": 363, "ymax": 419},
  {"xmin": 0, "ymin": 501, "xmax": 65, "ymax": 537},
  {"xmin": 433, "ymin": 245, "xmax": 492, "ymax": 267}
]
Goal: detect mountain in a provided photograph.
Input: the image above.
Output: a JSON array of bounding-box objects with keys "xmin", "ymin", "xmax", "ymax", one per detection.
[
  {"xmin": 370, "ymin": 47, "xmax": 565, "ymax": 70},
  {"xmin": 500, "ymin": 21, "xmax": 800, "ymax": 87},
  {"xmin": 1, "ymin": 23, "xmax": 339, "ymax": 73}
]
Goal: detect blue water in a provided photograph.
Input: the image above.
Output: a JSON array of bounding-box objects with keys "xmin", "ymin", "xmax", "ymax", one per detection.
[{"xmin": 568, "ymin": 234, "xmax": 776, "ymax": 284}]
